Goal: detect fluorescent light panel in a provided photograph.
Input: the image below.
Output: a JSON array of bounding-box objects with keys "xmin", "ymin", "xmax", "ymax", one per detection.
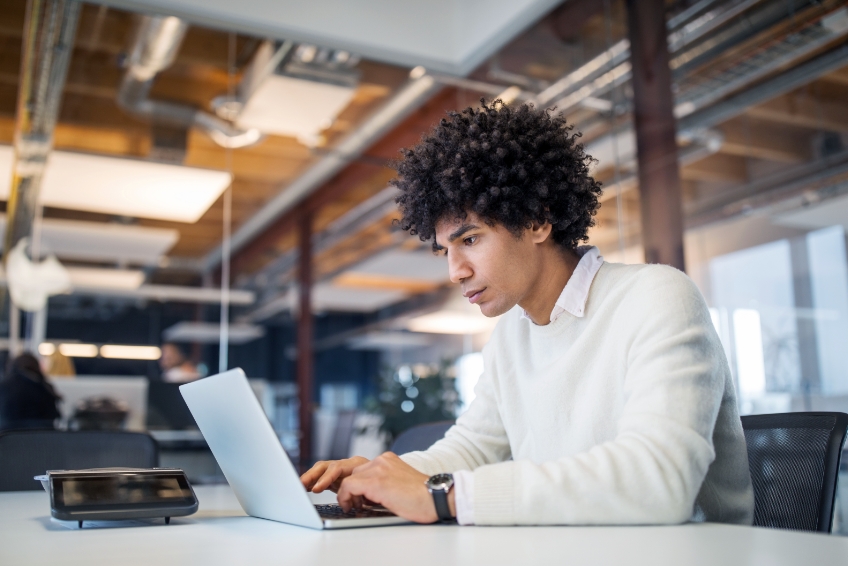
[
  {"xmin": 100, "ymin": 345, "xmax": 162, "ymax": 360},
  {"xmin": 407, "ymin": 311, "xmax": 498, "ymax": 335},
  {"xmin": 0, "ymin": 147, "xmax": 231, "ymax": 223},
  {"xmin": 41, "ymin": 342, "xmax": 163, "ymax": 360},
  {"xmin": 58, "ymin": 343, "xmax": 98, "ymax": 358},
  {"xmin": 236, "ymin": 75, "xmax": 356, "ymax": 142}
]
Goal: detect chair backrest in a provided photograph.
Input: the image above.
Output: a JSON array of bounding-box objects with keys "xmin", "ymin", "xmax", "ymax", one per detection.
[
  {"xmin": 0, "ymin": 430, "xmax": 159, "ymax": 492},
  {"xmin": 741, "ymin": 412, "xmax": 848, "ymax": 533},
  {"xmin": 328, "ymin": 410, "xmax": 358, "ymax": 461},
  {"xmin": 390, "ymin": 420, "xmax": 455, "ymax": 455}
]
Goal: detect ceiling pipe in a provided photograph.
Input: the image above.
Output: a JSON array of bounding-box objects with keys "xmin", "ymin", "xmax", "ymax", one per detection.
[
  {"xmin": 3, "ymin": 0, "xmax": 80, "ymax": 266},
  {"xmin": 582, "ymin": 5, "xmax": 848, "ymax": 182},
  {"xmin": 3, "ymin": 0, "xmax": 80, "ymax": 271},
  {"xmin": 536, "ymin": 0, "xmax": 774, "ymax": 115},
  {"xmin": 203, "ymin": 72, "xmax": 441, "ymax": 271},
  {"xmin": 687, "ymin": 149, "xmax": 848, "ymax": 227},
  {"xmin": 117, "ymin": 15, "xmax": 262, "ymax": 149}
]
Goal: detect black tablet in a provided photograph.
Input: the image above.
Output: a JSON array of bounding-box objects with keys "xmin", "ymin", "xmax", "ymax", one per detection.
[{"xmin": 40, "ymin": 468, "xmax": 198, "ymax": 526}]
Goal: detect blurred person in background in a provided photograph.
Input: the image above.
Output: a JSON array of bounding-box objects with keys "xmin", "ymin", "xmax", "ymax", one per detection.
[
  {"xmin": 44, "ymin": 349, "xmax": 75, "ymax": 378},
  {"xmin": 159, "ymin": 342, "xmax": 200, "ymax": 383},
  {"xmin": 0, "ymin": 352, "xmax": 61, "ymax": 430}
]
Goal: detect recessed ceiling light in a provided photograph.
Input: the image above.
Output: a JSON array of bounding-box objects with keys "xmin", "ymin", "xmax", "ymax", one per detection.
[{"xmin": 0, "ymin": 147, "xmax": 231, "ymax": 223}]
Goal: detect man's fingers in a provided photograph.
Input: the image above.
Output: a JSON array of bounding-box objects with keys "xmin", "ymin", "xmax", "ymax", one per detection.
[
  {"xmin": 337, "ymin": 475, "xmax": 367, "ymax": 512},
  {"xmin": 300, "ymin": 461, "xmax": 329, "ymax": 490},
  {"xmin": 311, "ymin": 464, "xmax": 342, "ymax": 493}
]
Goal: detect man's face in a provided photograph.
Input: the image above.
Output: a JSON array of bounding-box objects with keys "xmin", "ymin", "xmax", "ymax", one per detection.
[
  {"xmin": 434, "ymin": 212, "xmax": 544, "ymax": 318},
  {"xmin": 159, "ymin": 344, "xmax": 183, "ymax": 371}
]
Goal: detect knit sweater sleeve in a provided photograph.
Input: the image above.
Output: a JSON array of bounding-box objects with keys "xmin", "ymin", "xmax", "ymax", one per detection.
[
  {"xmin": 469, "ymin": 267, "xmax": 728, "ymax": 525},
  {"xmin": 400, "ymin": 343, "xmax": 512, "ymax": 477}
]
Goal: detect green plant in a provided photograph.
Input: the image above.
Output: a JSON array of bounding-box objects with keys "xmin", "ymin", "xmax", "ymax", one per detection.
[{"xmin": 364, "ymin": 361, "xmax": 459, "ymax": 443}]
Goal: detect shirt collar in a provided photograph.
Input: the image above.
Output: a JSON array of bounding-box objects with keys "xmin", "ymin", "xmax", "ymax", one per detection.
[{"xmin": 521, "ymin": 246, "xmax": 604, "ymax": 324}]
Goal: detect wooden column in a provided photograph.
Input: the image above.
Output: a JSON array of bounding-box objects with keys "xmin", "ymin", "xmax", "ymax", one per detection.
[
  {"xmin": 296, "ymin": 210, "xmax": 315, "ymax": 467},
  {"xmin": 626, "ymin": 0, "xmax": 685, "ymax": 270}
]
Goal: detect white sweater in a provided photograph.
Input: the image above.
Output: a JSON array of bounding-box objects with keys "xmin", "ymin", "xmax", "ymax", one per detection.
[{"xmin": 402, "ymin": 261, "xmax": 755, "ymax": 526}]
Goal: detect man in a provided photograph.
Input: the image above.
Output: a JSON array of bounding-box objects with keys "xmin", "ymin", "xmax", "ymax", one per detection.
[
  {"xmin": 159, "ymin": 342, "xmax": 200, "ymax": 383},
  {"xmin": 301, "ymin": 101, "xmax": 754, "ymax": 526}
]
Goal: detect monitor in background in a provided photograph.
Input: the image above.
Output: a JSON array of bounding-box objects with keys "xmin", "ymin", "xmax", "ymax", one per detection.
[{"xmin": 49, "ymin": 377, "xmax": 148, "ymax": 431}]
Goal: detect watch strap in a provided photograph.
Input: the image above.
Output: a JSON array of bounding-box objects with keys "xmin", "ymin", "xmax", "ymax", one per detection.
[{"xmin": 431, "ymin": 487, "xmax": 453, "ymax": 522}]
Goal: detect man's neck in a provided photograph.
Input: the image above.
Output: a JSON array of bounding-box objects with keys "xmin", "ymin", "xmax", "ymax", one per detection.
[{"xmin": 519, "ymin": 246, "xmax": 581, "ymax": 325}]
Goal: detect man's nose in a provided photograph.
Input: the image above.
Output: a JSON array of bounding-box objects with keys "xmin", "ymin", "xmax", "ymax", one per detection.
[{"xmin": 448, "ymin": 253, "xmax": 472, "ymax": 284}]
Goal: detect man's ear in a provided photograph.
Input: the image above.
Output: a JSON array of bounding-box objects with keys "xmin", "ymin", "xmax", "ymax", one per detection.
[{"xmin": 528, "ymin": 221, "xmax": 553, "ymax": 244}]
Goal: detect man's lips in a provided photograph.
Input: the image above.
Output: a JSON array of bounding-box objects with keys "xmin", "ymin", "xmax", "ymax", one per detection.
[{"xmin": 464, "ymin": 288, "xmax": 485, "ymax": 304}]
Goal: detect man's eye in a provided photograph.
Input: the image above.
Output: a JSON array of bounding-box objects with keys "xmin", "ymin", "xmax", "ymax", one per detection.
[{"xmin": 464, "ymin": 236, "xmax": 477, "ymax": 245}]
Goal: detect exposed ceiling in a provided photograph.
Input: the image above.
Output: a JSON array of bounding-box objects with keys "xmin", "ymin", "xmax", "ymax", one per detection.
[{"xmin": 0, "ymin": 0, "xmax": 846, "ymax": 334}]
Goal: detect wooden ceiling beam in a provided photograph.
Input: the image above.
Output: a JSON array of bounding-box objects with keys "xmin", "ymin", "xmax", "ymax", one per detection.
[
  {"xmin": 747, "ymin": 92, "xmax": 848, "ymax": 132},
  {"xmin": 718, "ymin": 118, "xmax": 812, "ymax": 163},
  {"xmin": 820, "ymin": 67, "xmax": 848, "ymax": 87},
  {"xmin": 681, "ymin": 153, "xmax": 749, "ymax": 183}
]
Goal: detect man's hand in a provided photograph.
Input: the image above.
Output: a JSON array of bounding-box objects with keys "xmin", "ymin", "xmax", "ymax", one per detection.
[
  {"xmin": 300, "ymin": 456, "xmax": 370, "ymax": 493},
  {"xmin": 336, "ymin": 452, "xmax": 454, "ymax": 524}
]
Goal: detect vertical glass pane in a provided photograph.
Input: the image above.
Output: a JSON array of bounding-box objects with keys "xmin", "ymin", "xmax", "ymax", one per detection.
[{"xmin": 807, "ymin": 226, "xmax": 848, "ymax": 396}]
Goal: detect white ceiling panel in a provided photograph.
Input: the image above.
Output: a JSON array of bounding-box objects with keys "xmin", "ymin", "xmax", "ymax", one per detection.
[
  {"xmin": 349, "ymin": 249, "xmax": 449, "ymax": 282},
  {"xmin": 313, "ymin": 282, "xmax": 407, "ymax": 312},
  {"xmin": 97, "ymin": 0, "xmax": 560, "ymax": 75},
  {"xmin": 0, "ymin": 147, "xmax": 231, "ymax": 223},
  {"xmin": 0, "ymin": 214, "xmax": 178, "ymax": 265},
  {"xmin": 163, "ymin": 321, "xmax": 266, "ymax": 344}
]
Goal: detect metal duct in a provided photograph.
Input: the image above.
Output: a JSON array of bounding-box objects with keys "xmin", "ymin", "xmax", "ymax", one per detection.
[
  {"xmin": 3, "ymin": 0, "xmax": 80, "ymax": 269},
  {"xmin": 117, "ymin": 15, "xmax": 262, "ymax": 149}
]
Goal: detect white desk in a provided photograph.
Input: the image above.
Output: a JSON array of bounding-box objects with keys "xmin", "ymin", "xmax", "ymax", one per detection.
[{"xmin": 1, "ymin": 485, "xmax": 846, "ymax": 566}]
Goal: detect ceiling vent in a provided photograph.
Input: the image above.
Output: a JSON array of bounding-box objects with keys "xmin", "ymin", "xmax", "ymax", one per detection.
[{"xmin": 214, "ymin": 42, "xmax": 360, "ymax": 146}]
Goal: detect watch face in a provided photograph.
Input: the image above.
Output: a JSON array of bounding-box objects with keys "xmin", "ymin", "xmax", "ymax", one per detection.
[{"xmin": 427, "ymin": 473, "xmax": 454, "ymax": 491}]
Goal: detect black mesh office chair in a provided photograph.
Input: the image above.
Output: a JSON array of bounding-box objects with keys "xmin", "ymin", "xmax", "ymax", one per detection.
[
  {"xmin": 390, "ymin": 420, "xmax": 455, "ymax": 455},
  {"xmin": 0, "ymin": 430, "xmax": 159, "ymax": 492},
  {"xmin": 741, "ymin": 412, "xmax": 848, "ymax": 533}
]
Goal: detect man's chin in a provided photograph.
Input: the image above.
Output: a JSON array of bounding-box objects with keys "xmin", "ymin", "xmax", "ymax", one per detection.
[{"xmin": 478, "ymin": 300, "xmax": 513, "ymax": 318}]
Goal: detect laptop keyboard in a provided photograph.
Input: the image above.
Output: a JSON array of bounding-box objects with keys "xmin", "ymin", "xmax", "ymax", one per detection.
[{"xmin": 315, "ymin": 504, "xmax": 397, "ymax": 520}]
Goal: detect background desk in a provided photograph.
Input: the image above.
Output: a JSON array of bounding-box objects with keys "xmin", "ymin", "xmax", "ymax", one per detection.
[{"xmin": 1, "ymin": 485, "xmax": 846, "ymax": 566}]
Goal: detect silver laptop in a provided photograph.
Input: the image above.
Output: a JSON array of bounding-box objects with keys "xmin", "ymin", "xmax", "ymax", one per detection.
[{"xmin": 180, "ymin": 368, "xmax": 410, "ymax": 529}]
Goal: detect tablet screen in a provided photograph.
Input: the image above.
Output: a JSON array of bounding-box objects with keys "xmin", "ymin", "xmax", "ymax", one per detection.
[{"xmin": 54, "ymin": 474, "xmax": 193, "ymax": 508}]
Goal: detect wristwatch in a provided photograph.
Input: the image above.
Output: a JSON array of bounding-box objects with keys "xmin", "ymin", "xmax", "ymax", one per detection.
[{"xmin": 426, "ymin": 473, "xmax": 455, "ymax": 522}]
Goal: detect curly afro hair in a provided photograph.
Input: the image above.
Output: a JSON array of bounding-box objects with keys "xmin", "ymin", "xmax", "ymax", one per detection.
[{"xmin": 393, "ymin": 100, "xmax": 602, "ymax": 251}]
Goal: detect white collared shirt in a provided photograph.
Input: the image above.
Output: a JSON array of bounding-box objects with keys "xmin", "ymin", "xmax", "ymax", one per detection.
[
  {"xmin": 520, "ymin": 245, "xmax": 604, "ymax": 324},
  {"xmin": 453, "ymin": 245, "xmax": 604, "ymax": 525}
]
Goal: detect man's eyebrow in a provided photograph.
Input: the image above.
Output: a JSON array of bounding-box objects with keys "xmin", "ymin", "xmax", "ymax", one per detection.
[{"xmin": 448, "ymin": 224, "xmax": 479, "ymax": 242}]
